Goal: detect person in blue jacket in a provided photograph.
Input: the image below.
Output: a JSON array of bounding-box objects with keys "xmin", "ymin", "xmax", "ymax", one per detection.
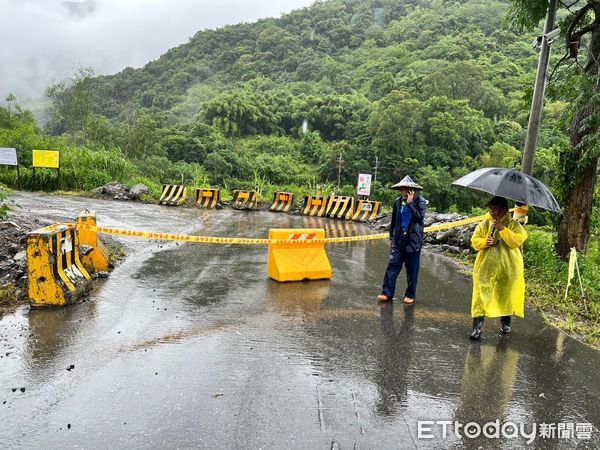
[{"xmin": 377, "ymin": 176, "xmax": 427, "ymax": 305}]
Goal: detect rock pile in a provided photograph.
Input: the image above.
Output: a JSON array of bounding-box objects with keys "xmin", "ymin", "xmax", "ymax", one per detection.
[
  {"xmin": 0, "ymin": 218, "xmax": 48, "ymax": 303},
  {"xmin": 370, "ymin": 211, "xmax": 479, "ymax": 253},
  {"xmin": 92, "ymin": 182, "xmax": 148, "ymax": 201}
]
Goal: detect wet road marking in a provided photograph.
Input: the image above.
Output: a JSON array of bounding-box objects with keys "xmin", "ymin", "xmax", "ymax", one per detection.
[
  {"xmin": 317, "ymin": 386, "xmax": 326, "ymax": 431},
  {"xmin": 351, "ymin": 391, "xmax": 366, "ymax": 436},
  {"xmin": 118, "ymin": 321, "xmax": 236, "ymax": 353}
]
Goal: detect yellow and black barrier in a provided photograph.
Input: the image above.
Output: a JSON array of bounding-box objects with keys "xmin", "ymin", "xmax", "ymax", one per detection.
[
  {"xmin": 232, "ymin": 190, "xmax": 258, "ymax": 210},
  {"xmin": 270, "ymin": 191, "xmax": 294, "ymax": 213},
  {"xmin": 159, "ymin": 185, "xmax": 187, "ymax": 206},
  {"xmin": 27, "ymin": 225, "xmax": 91, "ymax": 307},
  {"xmin": 326, "ymin": 195, "xmax": 355, "ymax": 220},
  {"xmin": 352, "ymin": 200, "xmax": 381, "ymax": 222},
  {"xmin": 267, "ymin": 228, "xmax": 332, "ymax": 282},
  {"xmin": 196, "ymin": 188, "xmax": 220, "ymax": 209},
  {"xmin": 302, "ymin": 195, "xmax": 329, "ymax": 217},
  {"xmin": 76, "ymin": 211, "xmax": 110, "ymax": 272}
]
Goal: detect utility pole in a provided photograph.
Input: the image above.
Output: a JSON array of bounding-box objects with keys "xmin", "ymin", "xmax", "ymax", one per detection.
[
  {"xmin": 522, "ymin": 0, "xmax": 558, "ymax": 175},
  {"xmin": 337, "ymin": 153, "xmax": 344, "ymax": 189},
  {"xmin": 373, "ymin": 156, "xmax": 379, "ymax": 183}
]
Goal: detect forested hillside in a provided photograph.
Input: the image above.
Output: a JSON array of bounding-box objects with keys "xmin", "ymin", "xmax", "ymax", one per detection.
[{"xmin": 0, "ymin": 0, "xmax": 569, "ymax": 212}]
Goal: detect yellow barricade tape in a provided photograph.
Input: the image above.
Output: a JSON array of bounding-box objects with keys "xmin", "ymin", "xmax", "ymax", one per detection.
[
  {"xmin": 424, "ymin": 213, "xmax": 488, "ymax": 233},
  {"xmin": 72, "ymin": 224, "xmax": 386, "ymax": 245},
  {"xmin": 69, "ymin": 212, "xmax": 488, "ymax": 246}
]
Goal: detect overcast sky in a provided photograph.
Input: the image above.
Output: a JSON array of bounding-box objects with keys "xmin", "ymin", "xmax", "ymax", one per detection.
[{"xmin": 0, "ymin": 0, "xmax": 315, "ymax": 104}]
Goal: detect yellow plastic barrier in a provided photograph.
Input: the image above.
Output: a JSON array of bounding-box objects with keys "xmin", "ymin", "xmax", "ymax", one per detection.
[
  {"xmin": 302, "ymin": 195, "xmax": 329, "ymax": 217},
  {"xmin": 27, "ymin": 225, "xmax": 91, "ymax": 307},
  {"xmin": 196, "ymin": 188, "xmax": 220, "ymax": 209},
  {"xmin": 270, "ymin": 191, "xmax": 294, "ymax": 213},
  {"xmin": 76, "ymin": 211, "xmax": 110, "ymax": 272},
  {"xmin": 267, "ymin": 228, "xmax": 332, "ymax": 282},
  {"xmin": 159, "ymin": 185, "xmax": 187, "ymax": 206},
  {"xmin": 352, "ymin": 200, "xmax": 381, "ymax": 222},
  {"xmin": 232, "ymin": 190, "xmax": 258, "ymax": 210},
  {"xmin": 326, "ymin": 195, "xmax": 355, "ymax": 220}
]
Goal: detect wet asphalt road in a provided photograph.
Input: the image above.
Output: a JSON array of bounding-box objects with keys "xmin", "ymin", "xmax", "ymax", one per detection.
[{"xmin": 1, "ymin": 192, "xmax": 599, "ymax": 449}]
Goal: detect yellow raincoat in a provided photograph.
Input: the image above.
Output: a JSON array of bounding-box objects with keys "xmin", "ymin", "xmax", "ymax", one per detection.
[{"xmin": 471, "ymin": 213, "xmax": 527, "ymax": 318}]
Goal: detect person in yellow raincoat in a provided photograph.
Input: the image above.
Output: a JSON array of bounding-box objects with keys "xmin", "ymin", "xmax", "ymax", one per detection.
[{"xmin": 469, "ymin": 196, "xmax": 527, "ymax": 340}]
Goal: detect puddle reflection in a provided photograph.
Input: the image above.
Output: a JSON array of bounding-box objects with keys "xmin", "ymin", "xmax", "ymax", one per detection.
[{"xmin": 374, "ymin": 302, "xmax": 415, "ymax": 417}]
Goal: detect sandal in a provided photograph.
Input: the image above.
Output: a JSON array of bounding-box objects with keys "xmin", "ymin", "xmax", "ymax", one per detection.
[
  {"xmin": 377, "ymin": 295, "xmax": 390, "ymax": 302},
  {"xmin": 403, "ymin": 297, "xmax": 415, "ymax": 305}
]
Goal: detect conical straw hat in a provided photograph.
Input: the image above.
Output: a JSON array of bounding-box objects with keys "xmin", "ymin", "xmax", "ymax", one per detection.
[{"xmin": 391, "ymin": 175, "xmax": 423, "ymax": 190}]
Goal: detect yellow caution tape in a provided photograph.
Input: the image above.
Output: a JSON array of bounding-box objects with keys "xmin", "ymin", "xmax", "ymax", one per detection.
[
  {"xmin": 68, "ymin": 208, "xmax": 507, "ymax": 245},
  {"xmin": 424, "ymin": 213, "xmax": 488, "ymax": 232},
  {"xmin": 69, "ymin": 212, "xmax": 486, "ymax": 246},
  {"xmin": 72, "ymin": 224, "xmax": 387, "ymax": 245}
]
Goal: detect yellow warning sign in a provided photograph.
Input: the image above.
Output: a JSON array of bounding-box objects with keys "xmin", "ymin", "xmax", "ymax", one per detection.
[{"xmin": 32, "ymin": 150, "xmax": 60, "ymax": 169}]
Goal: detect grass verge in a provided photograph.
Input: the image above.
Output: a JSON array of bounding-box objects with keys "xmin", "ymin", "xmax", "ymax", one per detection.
[{"xmin": 445, "ymin": 227, "xmax": 599, "ymax": 349}]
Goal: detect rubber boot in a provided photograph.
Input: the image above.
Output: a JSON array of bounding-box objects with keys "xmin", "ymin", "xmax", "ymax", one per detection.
[
  {"xmin": 469, "ymin": 317, "xmax": 484, "ymax": 340},
  {"xmin": 500, "ymin": 316, "xmax": 512, "ymax": 334}
]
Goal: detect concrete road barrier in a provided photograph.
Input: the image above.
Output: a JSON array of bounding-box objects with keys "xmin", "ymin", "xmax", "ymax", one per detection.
[
  {"xmin": 159, "ymin": 185, "xmax": 187, "ymax": 206},
  {"xmin": 326, "ymin": 196, "xmax": 355, "ymax": 220},
  {"xmin": 196, "ymin": 188, "xmax": 220, "ymax": 209},
  {"xmin": 76, "ymin": 211, "xmax": 110, "ymax": 272},
  {"xmin": 270, "ymin": 191, "xmax": 294, "ymax": 213},
  {"xmin": 302, "ymin": 195, "xmax": 329, "ymax": 217},
  {"xmin": 27, "ymin": 225, "xmax": 91, "ymax": 307},
  {"xmin": 352, "ymin": 200, "xmax": 381, "ymax": 222},
  {"xmin": 232, "ymin": 190, "xmax": 258, "ymax": 210}
]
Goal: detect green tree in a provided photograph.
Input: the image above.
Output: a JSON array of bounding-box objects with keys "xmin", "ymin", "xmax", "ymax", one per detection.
[
  {"xmin": 509, "ymin": 0, "xmax": 600, "ymax": 257},
  {"xmin": 118, "ymin": 112, "xmax": 163, "ymax": 159},
  {"xmin": 46, "ymin": 67, "xmax": 95, "ymax": 143},
  {"xmin": 204, "ymin": 152, "xmax": 233, "ymax": 183},
  {"xmin": 5, "ymin": 93, "xmax": 16, "ymax": 125},
  {"xmin": 419, "ymin": 96, "xmax": 494, "ymax": 163},
  {"xmin": 421, "ymin": 61, "xmax": 507, "ymax": 118},
  {"xmin": 477, "ymin": 142, "xmax": 522, "ymax": 168},
  {"xmin": 202, "ymin": 90, "xmax": 280, "ymax": 137}
]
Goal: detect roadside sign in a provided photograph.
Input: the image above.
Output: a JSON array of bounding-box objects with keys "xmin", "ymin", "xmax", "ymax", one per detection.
[
  {"xmin": 33, "ymin": 150, "xmax": 60, "ymax": 169},
  {"xmin": 0, "ymin": 147, "xmax": 18, "ymax": 166},
  {"xmin": 357, "ymin": 173, "xmax": 372, "ymax": 196}
]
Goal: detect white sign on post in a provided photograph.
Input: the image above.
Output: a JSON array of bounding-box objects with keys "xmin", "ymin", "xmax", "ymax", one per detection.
[
  {"xmin": 357, "ymin": 173, "xmax": 372, "ymax": 196},
  {"xmin": 0, "ymin": 148, "xmax": 18, "ymax": 166}
]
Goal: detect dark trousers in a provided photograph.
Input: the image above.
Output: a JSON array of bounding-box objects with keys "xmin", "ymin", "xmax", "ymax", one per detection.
[{"xmin": 382, "ymin": 244, "xmax": 421, "ymax": 300}]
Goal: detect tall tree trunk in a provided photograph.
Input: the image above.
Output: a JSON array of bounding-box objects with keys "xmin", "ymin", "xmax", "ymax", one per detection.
[
  {"xmin": 556, "ymin": 4, "xmax": 600, "ymax": 259},
  {"xmin": 557, "ymin": 157, "xmax": 598, "ymax": 256}
]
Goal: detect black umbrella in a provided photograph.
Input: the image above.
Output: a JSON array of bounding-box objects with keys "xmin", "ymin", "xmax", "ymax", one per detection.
[{"xmin": 452, "ymin": 168, "xmax": 562, "ymax": 212}]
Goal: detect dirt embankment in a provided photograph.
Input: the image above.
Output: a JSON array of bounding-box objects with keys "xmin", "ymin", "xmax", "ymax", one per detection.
[
  {"xmin": 0, "ymin": 216, "xmax": 52, "ymax": 316},
  {"xmin": 0, "ymin": 213, "xmax": 121, "ymax": 317}
]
